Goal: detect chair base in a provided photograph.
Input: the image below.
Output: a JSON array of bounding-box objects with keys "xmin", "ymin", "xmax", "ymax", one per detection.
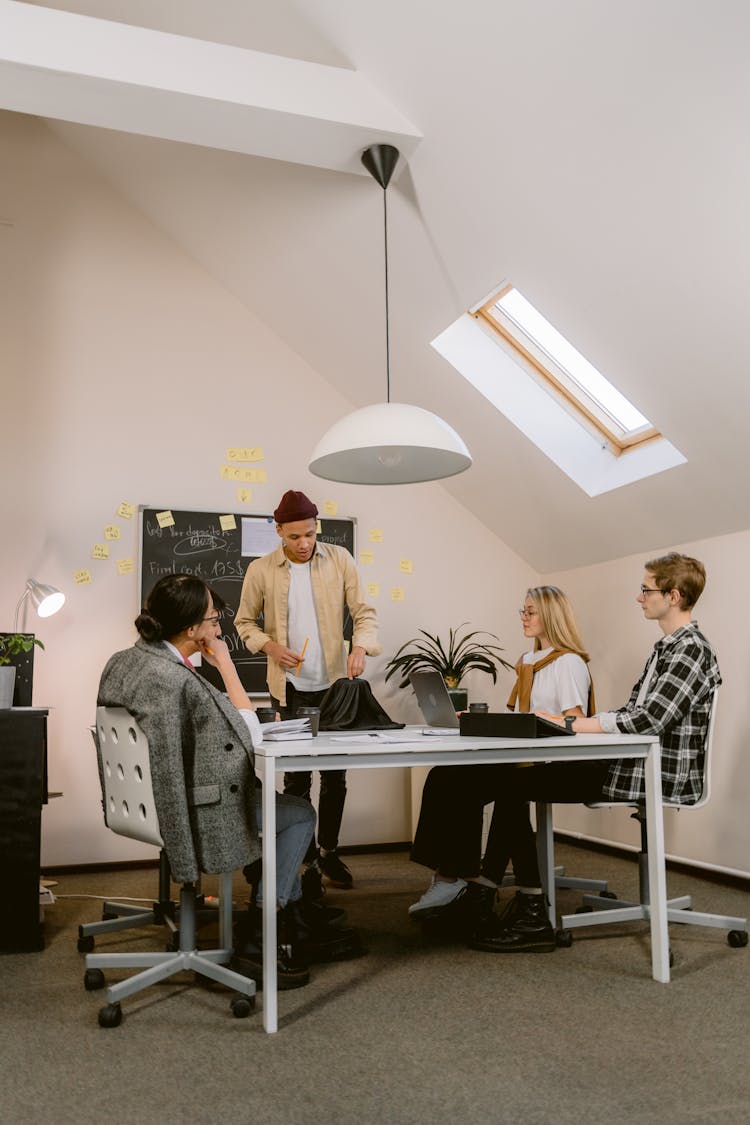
[
  {"xmin": 560, "ymin": 891, "xmax": 749, "ymax": 937},
  {"xmin": 84, "ymin": 879, "xmax": 255, "ymax": 1024}
]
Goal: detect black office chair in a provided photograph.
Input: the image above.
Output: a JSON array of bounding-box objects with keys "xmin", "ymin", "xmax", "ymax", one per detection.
[{"xmin": 82, "ymin": 707, "xmax": 255, "ymax": 1027}]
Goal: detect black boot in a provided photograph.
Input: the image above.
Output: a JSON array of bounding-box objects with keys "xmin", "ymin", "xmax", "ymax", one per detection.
[
  {"xmin": 231, "ymin": 906, "xmax": 310, "ymax": 989},
  {"xmin": 469, "ymin": 891, "xmax": 556, "ymax": 953},
  {"xmin": 422, "ymin": 882, "xmax": 497, "ymax": 940},
  {"xmin": 282, "ymin": 899, "xmax": 365, "ymax": 963}
]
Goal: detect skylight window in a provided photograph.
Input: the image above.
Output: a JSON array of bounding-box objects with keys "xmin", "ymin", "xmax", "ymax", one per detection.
[{"xmin": 478, "ymin": 285, "xmax": 658, "ymax": 453}]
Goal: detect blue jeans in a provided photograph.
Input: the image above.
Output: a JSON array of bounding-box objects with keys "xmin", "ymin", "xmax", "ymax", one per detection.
[{"xmin": 254, "ymin": 791, "xmax": 315, "ymax": 907}]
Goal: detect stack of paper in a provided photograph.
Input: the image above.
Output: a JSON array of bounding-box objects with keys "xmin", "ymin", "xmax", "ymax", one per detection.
[{"xmin": 262, "ymin": 717, "xmax": 313, "ymax": 741}]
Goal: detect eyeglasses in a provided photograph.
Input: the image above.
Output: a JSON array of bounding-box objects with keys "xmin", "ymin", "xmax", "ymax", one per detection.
[
  {"xmin": 202, "ymin": 614, "xmax": 221, "ymax": 624},
  {"xmin": 518, "ymin": 608, "xmax": 538, "ymax": 618},
  {"xmin": 639, "ymin": 586, "xmax": 664, "ymax": 597}
]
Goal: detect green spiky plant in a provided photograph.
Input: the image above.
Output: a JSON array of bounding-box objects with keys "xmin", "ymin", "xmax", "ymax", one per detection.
[{"xmin": 384, "ymin": 623, "xmax": 513, "ymax": 691}]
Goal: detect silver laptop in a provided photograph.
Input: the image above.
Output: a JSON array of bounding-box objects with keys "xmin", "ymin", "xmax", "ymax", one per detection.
[{"xmin": 409, "ymin": 670, "xmax": 460, "ymax": 732}]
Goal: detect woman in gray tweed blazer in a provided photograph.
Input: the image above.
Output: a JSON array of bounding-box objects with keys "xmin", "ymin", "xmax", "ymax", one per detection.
[{"xmin": 98, "ymin": 574, "xmax": 360, "ymax": 989}]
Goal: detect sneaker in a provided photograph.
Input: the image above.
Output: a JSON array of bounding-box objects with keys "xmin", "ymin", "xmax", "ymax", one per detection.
[
  {"xmin": 408, "ymin": 875, "xmax": 467, "ymax": 918},
  {"xmin": 318, "ymin": 849, "xmax": 354, "ymax": 889},
  {"xmin": 469, "ymin": 890, "xmax": 556, "ymax": 953}
]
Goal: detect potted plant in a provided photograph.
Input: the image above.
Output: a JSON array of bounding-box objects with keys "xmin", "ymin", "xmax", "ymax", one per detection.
[
  {"xmin": 0, "ymin": 634, "xmax": 44, "ymax": 708},
  {"xmin": 384, "ymin": 623, "xmax": 513, "ymax": 711}
]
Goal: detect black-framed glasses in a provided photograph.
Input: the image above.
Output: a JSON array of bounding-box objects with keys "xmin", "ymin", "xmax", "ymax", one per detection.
[{"xmin": 639, "ymin": 586, "xmax": 663, "ymax": 597}]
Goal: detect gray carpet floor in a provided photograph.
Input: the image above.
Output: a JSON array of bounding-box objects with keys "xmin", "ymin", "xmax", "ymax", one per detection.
[{"xmin": 2, "ymin": 844, "xmax": 748, "ymax": 1125}]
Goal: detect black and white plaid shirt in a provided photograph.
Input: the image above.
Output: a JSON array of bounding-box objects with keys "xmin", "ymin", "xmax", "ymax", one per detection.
[{"xmin": 600, "ymin": 621, "xmax": 721, "ymax": 804}]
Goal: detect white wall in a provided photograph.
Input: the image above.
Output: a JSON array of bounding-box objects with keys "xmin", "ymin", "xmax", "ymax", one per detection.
[
  {"xmin": 1, "ymin": 112, "xmax": 533, "ymax": 866},
  {"xmin": 545, "ymin": 529, "xmax": 750, "ymax": 877}
]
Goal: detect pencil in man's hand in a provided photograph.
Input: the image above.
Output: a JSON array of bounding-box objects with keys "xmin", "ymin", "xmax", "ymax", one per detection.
[{"xmin": 296, "ymin": 637, "xmax": 309, "ymax": 675}]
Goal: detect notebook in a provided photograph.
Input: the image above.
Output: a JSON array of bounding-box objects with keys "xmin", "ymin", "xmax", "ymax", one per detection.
[{"xmin": 409, "ymin": 670, "xmax": 461, "ymax": 733}]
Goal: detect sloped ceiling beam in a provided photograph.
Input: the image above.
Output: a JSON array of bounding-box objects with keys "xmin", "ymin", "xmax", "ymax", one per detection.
[{"xmin": 0, "ymin": 0, "xmax": 421, "ymax": 172}]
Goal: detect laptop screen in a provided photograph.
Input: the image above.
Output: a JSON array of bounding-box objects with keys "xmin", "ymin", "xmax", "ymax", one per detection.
[{"xmin": 409, "ymin": 670, "xmax": 460, "ymax": 729}]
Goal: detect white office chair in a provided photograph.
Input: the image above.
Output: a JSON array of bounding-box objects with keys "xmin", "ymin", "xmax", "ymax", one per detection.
[
  {"xmin": 558, "ymin": 692, "xmax": 748, "ymax": 948},
  {"xmin": 83, "ymin": 707, "xmax": 256, "ymax": 1027}
]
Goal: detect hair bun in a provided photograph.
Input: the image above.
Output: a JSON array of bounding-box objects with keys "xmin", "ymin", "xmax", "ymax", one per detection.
[{"xmin": 135, "ymin": 610, "xmax": 163, "ymax": 642}]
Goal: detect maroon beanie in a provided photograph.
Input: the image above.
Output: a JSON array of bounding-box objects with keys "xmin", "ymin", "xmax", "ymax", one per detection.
[{"xmin": 273, "ymin": 490, "xmax": 318, "ymax": 524}]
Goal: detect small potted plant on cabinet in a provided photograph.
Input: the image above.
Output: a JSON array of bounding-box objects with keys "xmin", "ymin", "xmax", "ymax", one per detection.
[
  {"xmin": 0, "ymin": 634, "xmax": 44, "ymax": 708},
  {"xmin": 384, "ymin": 623, "xmax": 513, "ymax": 711}
]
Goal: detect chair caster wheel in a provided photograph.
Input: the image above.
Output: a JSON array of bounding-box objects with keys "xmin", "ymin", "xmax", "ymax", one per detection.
[
  {"xmin": 556, "ymin": 930, "xmax": 573, "ymax": 947},
  {"xmin": 600, "ymin": 890, "xmax": 618, "ymax": 900},
  {"xmin": 575, "ymin": 906, "xmax": 593, "ymax": 914},
  {"xmin": 728, "ymin": 930, "xmax": 748, "ymax": 948},
  {"xmin": 166, "ymin": 934, "xmax": 180, "ymax": 952},
  {"xmin": 231, "ymin": 995, "xmax": 255, "ymax": 1018},
  {"xmin": 84, "ymin": 968, "xmax": 106, "ymax": 991},
  {"xmin": 102, "ymin": 911, "xmax": 117, "ymax": 921},
  {"xmin": 77, "ymin": 934, "xmax": 95, "ymax": 953},
  {"xmin": 98, "ymin": 1003, "xmax": 122, "ymax": 1028}
]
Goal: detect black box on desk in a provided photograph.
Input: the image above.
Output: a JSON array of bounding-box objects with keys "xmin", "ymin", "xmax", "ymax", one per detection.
[{"xmin": 459, "ymin": 713, "xmax": 572, "ymax": 738}]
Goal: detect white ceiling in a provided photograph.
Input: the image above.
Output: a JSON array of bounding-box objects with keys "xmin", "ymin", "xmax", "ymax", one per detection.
[{"xmin": 5, "ymin": 0, "xmax": 750, "ymax": 571}]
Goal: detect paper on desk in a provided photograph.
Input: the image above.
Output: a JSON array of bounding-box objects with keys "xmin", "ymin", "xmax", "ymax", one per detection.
[{"xmin": 329, "ymin": 731, "xmax": 419, "ymax": 744}]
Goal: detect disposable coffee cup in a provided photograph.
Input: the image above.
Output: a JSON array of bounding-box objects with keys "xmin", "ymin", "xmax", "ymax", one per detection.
[
  {"xmin": 256, "ymin": 707, "xmax": 277, "ymax": 724},
  {"xmin": 469, "ymin": 702, "xmax": 489, "ymax": 713},
  {"xmin": 295, "ymin": 706, "xmax": 320, "ymax": 736}
]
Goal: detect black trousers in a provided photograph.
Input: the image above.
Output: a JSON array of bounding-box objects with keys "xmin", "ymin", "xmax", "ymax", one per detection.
[
  {"xmin": 272, "ymin": 682, "xmax": 347, "ymax": 860},
  {"xmin": 410, "ymin": 761, "xmax": 609, "ymax": 888}
]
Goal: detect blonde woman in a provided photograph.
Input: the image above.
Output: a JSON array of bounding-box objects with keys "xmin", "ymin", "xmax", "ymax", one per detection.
[{"xmin": 409, "ymin": 586, "xmax": 592, "ymax": 943}]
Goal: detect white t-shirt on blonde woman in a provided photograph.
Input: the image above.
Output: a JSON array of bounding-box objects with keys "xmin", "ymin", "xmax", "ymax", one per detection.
[{"xmin": 523, "ymin": 648, "xmax": 591, "ymax": 715}]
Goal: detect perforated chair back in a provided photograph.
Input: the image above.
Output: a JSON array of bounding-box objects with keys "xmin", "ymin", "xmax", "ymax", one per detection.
[{"xmin": 95, "ymin": 706, "xmax": 163, "ymax": 848}]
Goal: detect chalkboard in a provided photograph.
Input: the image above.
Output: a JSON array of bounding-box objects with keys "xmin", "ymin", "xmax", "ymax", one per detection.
[{"xmin": 139, "ymin": 508, "xmax": 356, "ymax": 696}]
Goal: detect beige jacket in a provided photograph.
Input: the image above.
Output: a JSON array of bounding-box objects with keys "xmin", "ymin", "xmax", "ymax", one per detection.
[{"xmin": 235, "ymin": 541, "xmax": 381, "ymax": 705}]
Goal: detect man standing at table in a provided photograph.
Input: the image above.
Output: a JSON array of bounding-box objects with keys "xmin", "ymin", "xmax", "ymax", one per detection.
[{"xmin": 235, "ymin": 490, "xmax": 381, "ymax": 894}]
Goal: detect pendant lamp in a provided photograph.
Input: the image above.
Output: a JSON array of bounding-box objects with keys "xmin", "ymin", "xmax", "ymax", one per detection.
[{"xmin": 308, "ymin": 144, "xmax": 472, "ymax": 486}]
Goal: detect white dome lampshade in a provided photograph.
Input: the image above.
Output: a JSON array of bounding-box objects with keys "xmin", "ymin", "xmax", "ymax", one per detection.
[
  {"xmin": 309, "ymin": 401, "xmax": 472, "ymax": 485},
  {"xmin": 14, "ymin": 578, "xmax": 66, "ymax": 630}
]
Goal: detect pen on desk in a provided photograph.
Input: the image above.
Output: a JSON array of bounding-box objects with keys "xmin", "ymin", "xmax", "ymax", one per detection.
[{"xmin": 296, "ymin": 637, "xmax": 309, "ymax": 675}]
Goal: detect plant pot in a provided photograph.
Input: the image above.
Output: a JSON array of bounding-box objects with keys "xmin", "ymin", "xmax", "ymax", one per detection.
[
  {"xmin": 447, "ymin": 688, "xmax": 468, "ymax": 712},
  {"xmin": 0, "ymin": 666, "xmax": 16, "ymax": 709}
]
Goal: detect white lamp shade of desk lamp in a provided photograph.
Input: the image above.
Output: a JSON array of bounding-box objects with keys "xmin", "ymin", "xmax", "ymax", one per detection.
[
  {"xmin": 14, "ymin": 579, "xmax": 66, "ymax": 630},
  {"xmin": 308, "ymin": 402, "xmax": 472, "ymax": 485}
]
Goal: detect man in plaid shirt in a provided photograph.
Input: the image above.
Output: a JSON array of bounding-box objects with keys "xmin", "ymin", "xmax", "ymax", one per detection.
[{"xmin": 471, "ymin": 552, "xmax": 721, "ymax": 954}]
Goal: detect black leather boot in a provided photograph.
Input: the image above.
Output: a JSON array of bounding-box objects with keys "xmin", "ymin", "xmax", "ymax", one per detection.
[
  {"xmin": 282, "ymin": 899, "xmax": 365, "ymax": 963},
  {"xmin": 231, "ymin": 906, "xmax": 310, "ymax": 989},
  {"xmin": 469, "ymin": 891, "xmax": 556, "ymax": 953}
]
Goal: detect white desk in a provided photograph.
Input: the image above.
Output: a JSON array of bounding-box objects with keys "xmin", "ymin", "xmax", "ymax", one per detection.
[{"xmin": 257, "ymin": 728, "xmax": 666, "ymax": 1034}]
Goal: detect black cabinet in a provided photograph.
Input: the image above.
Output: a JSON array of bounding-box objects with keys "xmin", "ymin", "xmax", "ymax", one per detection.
[{"xmin": 0, "ymin": 709, "xmax": 48, "ymax": 952}]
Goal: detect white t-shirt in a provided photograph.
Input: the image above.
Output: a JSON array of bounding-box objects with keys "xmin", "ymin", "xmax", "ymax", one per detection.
[
  {"xmin": 523, "ymin": 648, "xmax": 591, "ymax": 715},
  {"xmin": 286, "ymin": 560, "xmax": 328, "ymax": 692}
]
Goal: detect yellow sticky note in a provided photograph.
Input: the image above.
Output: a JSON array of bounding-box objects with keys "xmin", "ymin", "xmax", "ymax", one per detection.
[
  {"xmin": 399, "ymin": 558, "xmax": 414, "ymax": 574},
  {"xmin": 73, "ymin": 569, "xmax": 92, "ymax": 585},
  {"xmin": 220, "ymin": 466, "xmax": 267, "ymax": 483},
  {"xmin": 226, "ymin": 447, "xmax": 264, "ymax": 462},
  {"xmin": 391, "ymin": 586, "xmax": 405, "ymax": 601},
  {"xmin": 156, "ymin": 510, "xmax": 175, "ymax": 528},
  {"xmin": 367, "ymin": 582, "xmax": 380, "ymax": 598},
  {"xmin": 104, "ymin": 525, "xmax": 121, "ymax": 540},
  {"xmin": 91, "ymin": 544, "xmax": 110, "ymax": 560},
  {"xmin": 316, "ymin": 519, "xmax": 323, "ymax": 534},
  {"xmin": 237, "ymin": 488, "xmax": 253, "ymax": 504},
  {"xmin": 359, "ymin": 550, "xmax": 375, "ymax": 565},
  {"xmin": 323, "ymin": 500, "xmax": 338, "ymax": 516},
  {"xmin": 117, "ymin": 558, "xmax": 135, "ymax": 575},
  {"xmin": 117, "ymin": 502, "xmax": 136, "ymax": 520},
  {"xmin": 369, "ymin": 528, "xmax": 384, "ymax": 543},
  {"xmin": 219, "ymin": 514, "xmax": 237, "ymax": 532}
]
